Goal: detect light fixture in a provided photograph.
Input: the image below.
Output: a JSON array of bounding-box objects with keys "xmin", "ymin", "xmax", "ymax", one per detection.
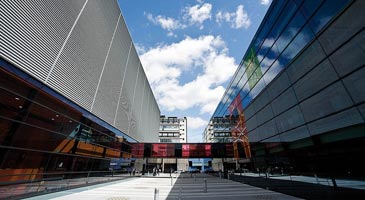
[
  {"xmin": 15, "ymin": 97, "xmax": 20, "ymax": 101},
  {"xmin": 51, "ymin": 118, "xmax": 55, "ymax": 121},
  {"xmin": 18, "ymin": 105, "xmax": 23, "ymax": 109}
]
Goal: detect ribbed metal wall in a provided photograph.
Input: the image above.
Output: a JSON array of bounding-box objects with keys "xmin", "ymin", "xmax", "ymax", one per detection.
[
  {"xmin": 0, "ymin": 0, "xmax": 160, "ymax": 142},
  {"xmin": 0, "ymin": 0, "xmax": 86, "ymax": 81}
]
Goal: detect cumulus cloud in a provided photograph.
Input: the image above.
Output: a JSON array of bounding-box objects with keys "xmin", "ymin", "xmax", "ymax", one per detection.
[
  {"xmin": 139, "ymin": 35, "xmax": 237, "ymax": 114},
  {"xmin": 145, "ymin": 1, "xmax": 213, "ymax": 34},
  {"xmin": 145, "ymin": 12, "xmax": 186, "ymax": 36},
  {"xmin": 215, "ymin": 5, "xmax": 251, "ymax": 29},
  {"xmin": 260, "ymin": 0, "xmax": 271, "ymax": 6},
  {"xmin": 184, "ymin": 3, "xmax": 212, "ymax": 29},
  {"xmin": 187, "ymin": 116, "xmax": 208, "ymax": 130}
]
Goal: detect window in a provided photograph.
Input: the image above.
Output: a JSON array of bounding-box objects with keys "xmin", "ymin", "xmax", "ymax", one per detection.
[{"xmin": 309, "ymin": 0, "xmax": 350, "ymax": 34}]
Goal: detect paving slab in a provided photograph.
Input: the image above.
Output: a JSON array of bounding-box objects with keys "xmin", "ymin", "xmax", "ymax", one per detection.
[{"xmin": 24, "ymin": 173, "xmax": 302, "ymax": 200}]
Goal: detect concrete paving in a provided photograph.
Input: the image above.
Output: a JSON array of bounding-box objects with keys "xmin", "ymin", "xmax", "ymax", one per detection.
[
  {"xmin": 235, "ymin": 172, "xmax": 365, "ymax": 190},
  {"xmin": 25, "ymin": 173, "xmax": 302, "ymax": 200}
]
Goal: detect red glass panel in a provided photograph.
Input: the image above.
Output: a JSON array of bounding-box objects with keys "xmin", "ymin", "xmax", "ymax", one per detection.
[
  {"xmin": 182, "ymin": 144, "xmax": 189, "ymax": 157},
  {"xmin": 225, "ymin": 143, "xmax": 234, "ymax": 157},
  {"xmin": 131, "ymin": 143, "xmax": 144, "ymax": 158}
]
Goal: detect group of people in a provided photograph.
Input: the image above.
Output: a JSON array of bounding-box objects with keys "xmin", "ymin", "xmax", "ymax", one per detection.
[
  {"xmin": 128, "ymin": 168, "xmax": 137, "ymax": 176},
  {"xmin": 152, "ymin": 167, "xmax": 160, "ymax": 176}
]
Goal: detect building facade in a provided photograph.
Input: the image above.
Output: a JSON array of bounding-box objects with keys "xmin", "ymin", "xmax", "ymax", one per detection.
[
  {"xmin": 159, "ymin": 116, "xmax": 187, "ymax": 143},
  {"xmin": 144, "ymin": 116, "xmax": 188, "ymax": 172},
  {"xmin": 206, "ymin": 0, "xmax": 365, "ymax": 179},
  {"xmin": 203, "ymin": 117, "xmax": 232, "ymax": 143},
  {"xmin": 0, "ymin": 0, "xmax": 160, "ymax": 183}
]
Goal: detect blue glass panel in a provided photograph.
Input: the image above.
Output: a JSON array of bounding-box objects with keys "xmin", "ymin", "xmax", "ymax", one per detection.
[
  {"xmin": 309, "ymin": 0, "xmax": 350, "ymax": 34},
  {"xmin": 249, "ymin": 70, "xmax": 267, "ymax": 100},
  {"xmin": 253, "ymin": 0, "xmax": 287, "ymax": 54},
  {"xmin": 269, "ymin": 0, "xmax": 299, "ymax": 43},
  {"xmin": 257, "ymin": 1, "xmax": 299, "ymax": 60},
  {"xmin": 230, "ymin": 64, "xmax": 246, "ymax": 93},
  {"xmin": 241, "ymin": 90, "xmax": 251, "ymax": 109},
  {"xmin": 299, "ymin": 0, "xmax": 323, "ymax": 19},
  {"xmin": 274, "ymin": 10, "xmax": 307, "ymax": 54},
  {"xmin": 282, "ymin": 24, "xmax": 315, "ymax": 61},
  {"xmin": 263, "ymin": 59, "xmax": 284, "ymax": 84}
]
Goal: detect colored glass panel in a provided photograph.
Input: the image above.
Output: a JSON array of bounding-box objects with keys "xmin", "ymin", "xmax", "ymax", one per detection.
[{"xmin": 244, "ymin": 47, "xmax": 263, "ymax": 89}]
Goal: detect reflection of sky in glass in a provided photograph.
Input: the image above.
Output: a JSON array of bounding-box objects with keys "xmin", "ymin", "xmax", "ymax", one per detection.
[
  {"xmin": 210, "ymin": 0, "xmax": 350, "ymax": 130},
  {"xmin": 250, "ymin": 77, "xmax": 266, "ymax": 99},
  {"xmin": 263, "ymin": 59, "xmax": 283, "ymax": 84},
  {"xmin": 282, "ymin": 24, "xmax": 314, "ymax": 60},
  {"xmin": 309, "ymin": 0, "xmax": 350, "ymax": 34}
]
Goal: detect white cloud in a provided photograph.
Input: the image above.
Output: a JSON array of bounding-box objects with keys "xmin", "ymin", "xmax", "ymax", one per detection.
[
  {"xmin": 140, "ymin": 35, "xmax": 237, "ymax": 115},
  {"xmin": 260, "ymin": 0, "xmax": 271, "ymax": 6},
  {"xmin": 187, "ymin": 116, "xmax": 208, "ymax": 130},
  {"xmin": 215, "ymin": 5, "xmax": 251, "ymax": 29},
  {"xmin": 234, "ymin": 5, "xmax": 251, "ymax": 29},
  {"xmin": 134, "ymin": 43, "xmax": 146, "ymax": 55},
  {"xmin": 145, "ymin": 12, "xmax": 186, "ymax": 36},
  {"xmin": 185, "ymin": 3, "xmax": 212, "ymax": 28}
]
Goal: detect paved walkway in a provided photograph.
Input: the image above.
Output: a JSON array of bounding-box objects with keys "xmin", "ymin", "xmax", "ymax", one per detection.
[
  {"xmin": 25, "ymin": 173, "xmax": 301, "ymax": 200},
  {"xmin": 235, "ymin": 172, "xmax": 365, "ymax": 190}
]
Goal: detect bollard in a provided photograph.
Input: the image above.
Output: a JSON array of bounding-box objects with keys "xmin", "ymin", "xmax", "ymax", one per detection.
[
  {"xmin": 148, "ymin": 171, "xmax": 150, "ymax": 176},
  {"xmin": 154, "ymin": 188, "xmax": 159, "ymax": 200},
  {"xmin": 203, "ymin": 178, "xmax": 207, "ymax": 193},
  {"xmin": 171, "ymin": 176, "xmax": 173, "ymax": 186}
]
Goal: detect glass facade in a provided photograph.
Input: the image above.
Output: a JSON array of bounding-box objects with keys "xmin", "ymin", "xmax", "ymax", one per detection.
[
  {"xmin": 0, "ymin": 59, "xmax": 135, "ymax": 184},
  {"xmin": 206, "ymin": 0, "xmax": 365, "ymax": 180},
  {"xmin": 131, "ymin": 143, "xmax": 247, "ymax": 159}
]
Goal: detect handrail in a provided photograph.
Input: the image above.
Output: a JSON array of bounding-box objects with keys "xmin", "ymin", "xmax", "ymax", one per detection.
[{"xmin": 0, "ymin": 170, "xmax": 123, "ymax": 178}]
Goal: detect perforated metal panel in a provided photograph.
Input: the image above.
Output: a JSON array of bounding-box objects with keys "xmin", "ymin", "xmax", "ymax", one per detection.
[
  {"xmin": 0, "ymin": 0, "xmax": 85, "ymax": 81},
  {"xmin": 46, "ymin": 0, "xmax": 118, "ymax": 110},
  {"xmin": 115, "ymin": 90, "xmax": 132, "ymax": 136},
  {"xmin": 92, "ymin": 14, "xmax": 129, "ymax": 125},
  {"xmin": 133, "ymin": 64, "xmax": 145, "ymax": 138},
  {"xmin": 1, "ymin": 0, "xmax": 160, "ymax": 142}
]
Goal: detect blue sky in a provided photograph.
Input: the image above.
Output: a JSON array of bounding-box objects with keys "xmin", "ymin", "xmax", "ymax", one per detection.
[{"xmin": 118, "ymin": 0, "xmax": 271, "ymax": 142}]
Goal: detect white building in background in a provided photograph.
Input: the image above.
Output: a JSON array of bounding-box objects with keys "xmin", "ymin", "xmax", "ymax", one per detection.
[
  {"xmin": 146, "ymin": 116, "xmax": 188, "ymax": 172},
  {"xmin": 159, "ymin": 116, "xmax": 187, "ymax": 143}
]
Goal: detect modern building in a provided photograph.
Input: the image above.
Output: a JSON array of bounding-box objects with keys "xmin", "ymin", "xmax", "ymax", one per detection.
[
  {"xmin": 206, "ymin": 0, "xmax": 365, "ymax": 179},
  {"xmin": 0, "ymin": 0, "xmax": 160, "ymax": 183},
  {"xmin": 159, "ymin": 116, "xmax": 187, "ymax": 143},
  {"xmin": 144, "ymin": 116, "xmax": 188, "ymax": 172},
  {"xmin": 203, "ymin": 116, "xmax": 232, "ymax": 143}
]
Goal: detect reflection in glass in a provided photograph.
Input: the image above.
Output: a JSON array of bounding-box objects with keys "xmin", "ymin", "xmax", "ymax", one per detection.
[{"xmin": 309, "ymin": 0, "xmax": 350, "ymax": 34}]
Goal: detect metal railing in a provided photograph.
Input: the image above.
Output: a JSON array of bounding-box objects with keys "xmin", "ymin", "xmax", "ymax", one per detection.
[
  {"xmin": 209, "ymin": 170, "xmax": 365, "ymax": 199},
  {"xmin": 0, "ymin": 170, "xmax": 130, "ymax": 200}
]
